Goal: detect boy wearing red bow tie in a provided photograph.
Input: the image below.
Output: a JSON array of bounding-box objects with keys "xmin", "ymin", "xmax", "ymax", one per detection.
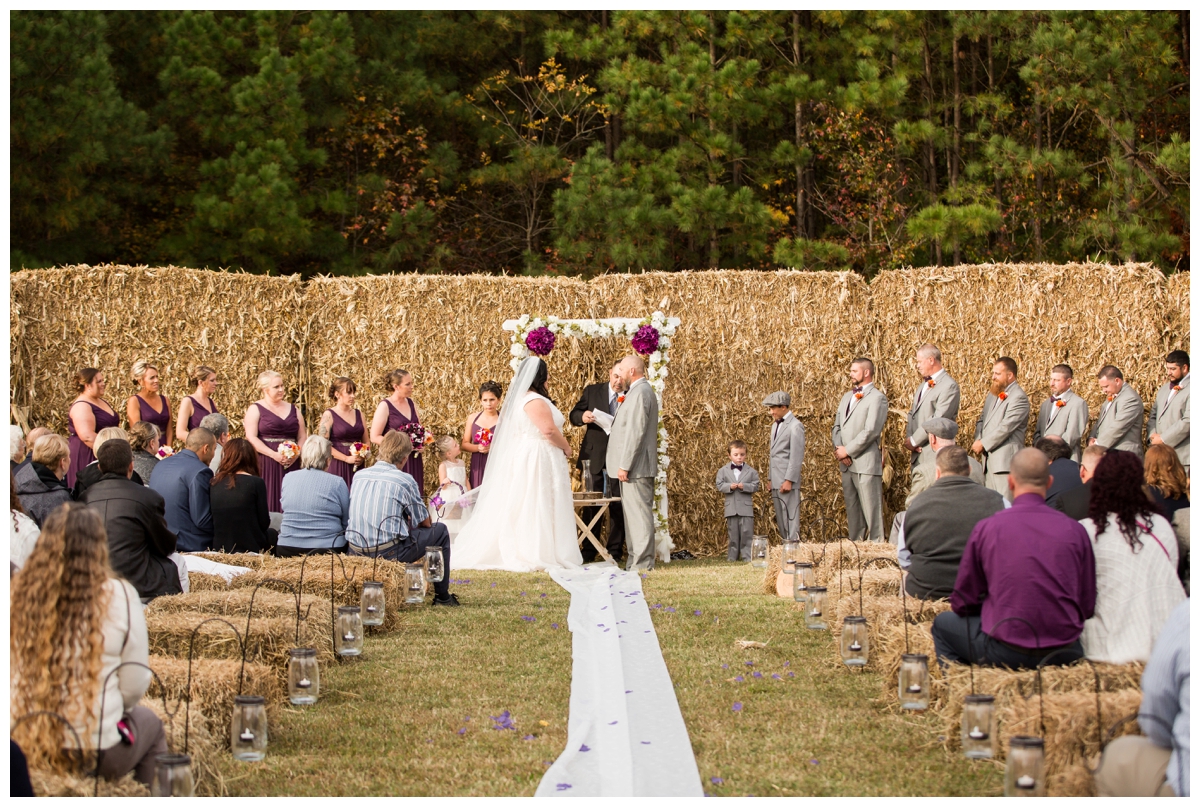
[{"xmin": 716, "ymin": 440, "xmax": 760, "ymax": 561}]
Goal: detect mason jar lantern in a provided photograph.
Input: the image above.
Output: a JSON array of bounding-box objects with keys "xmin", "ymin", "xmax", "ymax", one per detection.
[
  {"xmin": 335, "ymin": 605, "xmax": 363, "ymax": 657},
  {"xmin": 152, "ymin": 753, "xmax": 194, "ymax": 796},
  {"xmin": 424, "ymin": 545, "xmax": 445, "ymax": 583},
  {"xmin": 361, "ymin": 581, "xmax": 385, "ymax": 627},
  {"xmin": 405, "ymin": 563, "xmax": 427, "ymax": 604},
  {"xmin": 804, "ymin": 586, "xmax": 828, "ymax": 630},
  {"xmin": 792, "ymin": 562, "xmax": 814, "ymax": 603},
  {"xmin": 1004, "ymin": 735, "xmax": 1046, "ymax": 796},
  {"xmin": 750, "ymin": 535, "xmax": 768, "ymax": 568},
  {"xmin": 781, "ymin": 538, "xmax": 800, "ymax": 572},
  {"xmin": 287, "ymin": 647, "xmax": 320, "ymax": 705},
  {"xmin": 231, "ymin": 695, "xmax": 267, "ymax": 761},
  {"xmin": 840, "ymin": 616, "xmax": 869, "ymax": 666},
  {"xmin": 961, "ymin": 694, "xmax": 997, "ymax": 759},
  {"xmin": 897, "ymin": 654, "xmax": 930, "ymax": 710}
]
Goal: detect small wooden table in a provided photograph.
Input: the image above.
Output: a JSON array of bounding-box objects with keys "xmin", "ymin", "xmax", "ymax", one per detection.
[{"xmin": 573, "ymin": 495, "xmax": 621, "ymax": 564}]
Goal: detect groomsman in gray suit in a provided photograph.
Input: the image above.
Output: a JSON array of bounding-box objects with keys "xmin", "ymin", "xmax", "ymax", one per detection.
[
  {"xmin": 1147, "ymin": 350, "xmax": 1190, "ymax": 472},
  {"xmin": 1088, "ymin": 365, "xmax": 1145, "ymax": 456},
  {"xmin": 903, "ymin": 344, "xmax": 960, "ymax": 497},
  {"xmin": 762, "ymin": 391, "xmax": 806, "ymax": 542},
  {"xmin": 971, "ymin": 357, "xmax": 1031, "ymax": 499},
  {"xmin": 1033, "ymin": 364, "xmax": 1089, "ymax": 463},
  {"xmin": 832, "ymin": 358, "xmax": 888, "ymax": 542},
  {"xmin": 607, "ymin": 355, "xmax": 660, "ymax": 572}
]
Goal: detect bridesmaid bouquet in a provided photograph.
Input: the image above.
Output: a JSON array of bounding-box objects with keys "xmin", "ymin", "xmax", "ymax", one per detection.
[
  {"xmin": 349, "ymin": 442, "xmax": 370, "ymax": 461},
  {"xmin": 477, "ymin": 427, "xmax": 493, "ymax": 449},
  {"xmin": 155, "ymin": 445, "xmax": 176, "ymax": 460},
  {"xmin": 277, "ymin": 440, "xmax": 300, "ymax": 463},
  {"xmin": 401, "ymin": 423, "xmax": 433, "ymax": 453}
]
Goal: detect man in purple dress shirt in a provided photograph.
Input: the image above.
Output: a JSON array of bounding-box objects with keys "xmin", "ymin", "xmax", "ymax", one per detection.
[{"xmin": 931, "ymin": 448, "xmax": 1096, "ymax": 669}]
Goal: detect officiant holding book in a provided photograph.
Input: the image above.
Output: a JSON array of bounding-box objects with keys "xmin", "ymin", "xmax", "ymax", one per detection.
[{"xmin": 569, "ymin": 361, "xmax": 626, "ymax": 563}]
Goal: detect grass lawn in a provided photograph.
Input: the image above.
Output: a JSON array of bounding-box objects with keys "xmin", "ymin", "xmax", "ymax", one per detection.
[{"xmin": 214, "ymin": 559, "xmax": 1004, "ymax": 796}]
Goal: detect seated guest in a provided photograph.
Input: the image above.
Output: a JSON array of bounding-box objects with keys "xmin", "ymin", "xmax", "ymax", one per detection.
[
  {"xmin": 149, "ymin": 428, "xmax": 216, "ymax": 552},
  {"xmin": 210, "ymin": 438, "xmax": 278, "ymax": 554},
  {"xmin": 1081, "ymin": 450, "xmax": 1186, "ymax": 664},
  {"xmin": 129, "ymin": 420, "xmax": 161, "ymax": 485},
  {"xmin": 931, "ymin": 448, "xmax": 1095, "ymax": 669},
  {"xmin": 74, "ymin": 426, "xmax": 144, "ymax": 500},
  {"xmin": 10, "ymin": 504, "xmax": 168, "ymax": 787},
  {"xmin": 277, "ymin": 437, "xmax": 348, "ymax": 557},
  {"xmin": 10, "ymin": 425, "xmax": 25, "ymax": 473},
  {"xmin": 1052, "ymin": 444, "xmax": 1106, "ymax": 520},
  {"xmin": 903, "ymin": 446, "xmax": 1005, "ymax": 601},
  {"xmin": 348, "ymin": 431, "xmax": 458, "ymax": 606},
  {"xmin": 84, "ymin": 439, "xmax": 182, "ymax": 600},
  {"xmin": 1094, "ymin": 600, "xmax": 1189, "ymax": 797},
  {"xmin": 200, "ymin": 412, "xmax": 231, "ymax": 472},
  {"xmin": 1145, "ymin": 443, "xmax": 1190, "ymax": 522},
  {"xmin": 12, "ymin": 426, "xmax": 50, "ymax": 478},
  {"xmin": 906, "ymin": 417, "xmax": 984, "ymax": 503},
  {"xmin": 13, "ymin": 433, "xmax": 73, "ymax": 527},
  {"xmin": 1035, "ymin": 434, "xmax": 1082, "ymax": 505},
  {"xmin": 10, "ymin": 473, "xmax": 40, "ymax": 569}
]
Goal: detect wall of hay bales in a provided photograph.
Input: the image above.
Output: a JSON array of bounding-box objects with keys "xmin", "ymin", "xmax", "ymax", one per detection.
[{"xmin": 10, "ymin": 263, "xmax": 1186, "ymax": 555}]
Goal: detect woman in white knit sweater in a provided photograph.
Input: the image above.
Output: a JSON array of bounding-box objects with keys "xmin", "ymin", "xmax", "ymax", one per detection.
[
  {"xmin": 1080, "ymin": 450, "xmax": 1187, "ymax": 665},
  {"xmin": 10, "ymin": 503, "xmax": 167, "ymax": 786}
]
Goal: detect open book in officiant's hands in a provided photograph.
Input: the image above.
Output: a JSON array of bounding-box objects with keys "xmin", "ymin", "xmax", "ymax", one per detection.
[{"xmin": 590, "ymin": 409, "xmax": 614, "ymax": 435}]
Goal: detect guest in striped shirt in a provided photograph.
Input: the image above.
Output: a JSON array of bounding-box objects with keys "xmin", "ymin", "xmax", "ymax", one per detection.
[{"xmin": 347, "ymin": 431, "xmax": 458, "ymax": 607}]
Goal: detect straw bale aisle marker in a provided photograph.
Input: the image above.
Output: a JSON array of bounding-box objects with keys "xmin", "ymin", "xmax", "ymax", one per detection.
[{"xmin": 503, "ymin": 313, "xmax": 680, "ymax": 561}]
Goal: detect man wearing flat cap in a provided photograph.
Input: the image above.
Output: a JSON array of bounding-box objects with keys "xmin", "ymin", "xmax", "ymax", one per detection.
[
  {"xmin": 762, "ymin": 391, "xmax": 805, "ymax": 542},
  {"xmin": 831, "ymin": 358, "xmax": 888, "ymax": 542},
  {"xmin": 906, "ymin": 417, "xmax": 983, "ymax": 504}
]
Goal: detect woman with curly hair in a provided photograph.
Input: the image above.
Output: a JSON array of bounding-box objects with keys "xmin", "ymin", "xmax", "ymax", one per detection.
[
  {"xmin": 10, "ymin": 503, "xmax": 167, "ymax": 785},
  {"xmin": 1144, "ymin": 443, "xmax": 1190, "ymax": 521},
  {"xmin": 1080, "ymin": 450, "xmax": 1186, "ymax": 664}
]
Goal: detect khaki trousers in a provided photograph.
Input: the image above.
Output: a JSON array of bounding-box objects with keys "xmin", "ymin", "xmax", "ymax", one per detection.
[{"xmin": 1093, "ymin": 735, "xmax": 1175, "ymax": 797}]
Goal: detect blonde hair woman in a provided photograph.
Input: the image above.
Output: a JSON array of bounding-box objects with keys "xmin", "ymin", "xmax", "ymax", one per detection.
[
  {"xmin": 125, "ymin": 360, "xmax": 171, "ymax": 440},
  {"xmin": 175, "ymin": 364, "xmax": 218, "ymax": 442},
  {"xmin": 244, "ymin": 370, "xmax": 307, "ymax": 512}
]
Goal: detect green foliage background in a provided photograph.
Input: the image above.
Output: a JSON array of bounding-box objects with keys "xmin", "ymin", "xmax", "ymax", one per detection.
[{"xmin": 10, "ymin": 10, "xmax": 1190, "ymax": 277}]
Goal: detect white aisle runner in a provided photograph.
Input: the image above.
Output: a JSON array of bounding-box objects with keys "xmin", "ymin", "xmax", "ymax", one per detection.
[{"xmin": 536, "ymin": 566, "xmax": 703, "ymax": 797}]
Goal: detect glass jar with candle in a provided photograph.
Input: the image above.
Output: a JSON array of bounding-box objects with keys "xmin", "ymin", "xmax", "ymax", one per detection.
[
  {"xmin": 961, "ymin": 694, "xmax": 997, "ymax": 759},
  {"xmin": 840, "ymin": 616, "xmax": 869, "ymax": 666},
  {"xmin": 287, "ymin": 647, "xmax": 320, "ymax": 705},
  {"xmin": 581, "ymin": 459, "xmax": 593, "ymax": 492},
  {"xmin": 750, "ymin": 535, "xmax": 769, "ymax": 568},
  {"xmin": 335, "ymin": 605, "xmax": 363, "ymax": 657},
  {"xmin": 898, "ymin": 654, "xmax": 930, "ymax": 710},
  {"xmin": 1004, "ymin": 736, "xmax": 1045, "ymax": 796},
  {"xmin": 424, "ymin": 545, "xmax": 445, "ymax": 584},
  {"xmin": 804, "ymin": 586, "xmax": 828, "ymax": 630},
  {"xmin": 231, "ymin": 695, "xmax": 268, "ymax": 761},
  {"xmin": 361, "ymin": 581, "xmax": 385, "ymax": 626},
  {"xmin": 405, "ymin": 563, "xmax": 427, "ymax": 604},
  {"xmin": 793, "ymin": 562, "xmax": 814, "ymax": 604},
  {"xmin": 781, "ymin": 538, "xmax": 800, "ymax": 572},
  {"xmin": 152, "ymin": 753, "xmax": 194, "ymax": 796}
]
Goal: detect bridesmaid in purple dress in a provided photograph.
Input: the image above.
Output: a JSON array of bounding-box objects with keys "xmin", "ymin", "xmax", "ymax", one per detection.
[
  {"xmin": 370, "ymin": 368, "xmax": 427, "ymax": 495},
  {"xmin": 461, "ymin": 380, "xmax": 503, "ymax": 489},
  {"xmin": 66, "ymin": 368, "xmax": 121, "ymax": 489},
  {"xmin": 318, "ymin": 377, "xmax": 369, "ymax": 491},
  {"xmin": 245, "ymin": 370, "xmax": 308, "ymax": 511},
  {"xmin": 175, "ymin": 364, "xmax": 218, "ymax": 442},
  {"xmin": 125, "ymin": 360, "xmax": 172, "ymax": 439}
]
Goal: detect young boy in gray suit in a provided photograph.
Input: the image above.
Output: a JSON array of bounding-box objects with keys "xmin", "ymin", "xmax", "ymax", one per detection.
[{"xmin": 716, "ymin": 440, "xmax": 760, "ymax": 561}]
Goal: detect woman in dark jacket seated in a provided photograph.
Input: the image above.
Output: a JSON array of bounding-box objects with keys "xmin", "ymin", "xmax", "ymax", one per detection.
[
  {"xmin": 210, "ymin": 438, "xmax": 278, "ymax": 553},
  {"xmin": 13, "ymin": 434, "xmax": 73, "ymax": 527}
]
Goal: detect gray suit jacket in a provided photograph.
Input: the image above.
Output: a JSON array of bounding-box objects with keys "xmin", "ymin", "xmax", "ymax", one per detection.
[
  {"xmin": 768, "ymin": 412, "xmax": 806, "ymax": 488},
  {"xmin": 906, "ymin": 371, "xmax": 961, "ymax": 468},
  {"xmin": 606, "ymin": 378, "xmax": 659, "ymax": 479},
  {"xmin": 832, "ymin": 385, "xmax": 888, "ymax": 476},
  {"xmin": 973, "ymin": 382, "xmax": 1031, "ymax": 474},
  {"xmin": 716, "ymin": 463, "xmax": 760, "ymax": 517},
  {"xmin": 1033, "ymin": 389, "xmax": 1089, "ymax": 463},
  {"xmin": 1147, "ymin": 376, "xmax": 1190, "ymax": 465},
  {"xmin": 1089, "ymin": 382, "xmax": 1145, "ymax": 455}
]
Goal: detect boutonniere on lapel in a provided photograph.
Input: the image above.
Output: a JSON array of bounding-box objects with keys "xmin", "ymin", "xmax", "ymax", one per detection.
[
  {"xmin": 617, "ymin": 394, "xmax": 626, "ymax": 404},
  {"xmin": 1106, "ymin": 394, "xmax": 1115, "ymax": 402},
  {"xmin": 854, "ymin": 392, "xmax": 864, "ymax": 400},
  {"xmin": 1173, "ymin": 385, "xmax": 1183, "ymax": 392},
  {"xmin": 1055, "ymin": 399, "xmax": 1065, "ymax": 408},
  {"xmin": 927, "ymin": 379, "xmax": 935, "ymax": 388},
  {"xmin": 998, "ymin": 392, "xmax": 1007, "ymax": 401}
]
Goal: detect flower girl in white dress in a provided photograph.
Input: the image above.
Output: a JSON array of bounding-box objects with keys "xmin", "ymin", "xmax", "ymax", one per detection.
[{"xmin": 430, "ymin": 436, "xmax": 470, "ymax": 542}]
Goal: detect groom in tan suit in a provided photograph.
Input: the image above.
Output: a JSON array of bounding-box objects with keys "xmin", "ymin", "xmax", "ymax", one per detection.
[{"xmin": 607, "ymin": 355, "xmax": 660, "ymax": 571}]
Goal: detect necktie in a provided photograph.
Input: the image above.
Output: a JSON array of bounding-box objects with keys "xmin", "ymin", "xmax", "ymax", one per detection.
[
  {"xmin": 772, "ymin": 419, "xmax": 783, "ymax": 442},
  {"xmin": 609, "ymin": 392, "xmax": 617, "ymax": 415}
]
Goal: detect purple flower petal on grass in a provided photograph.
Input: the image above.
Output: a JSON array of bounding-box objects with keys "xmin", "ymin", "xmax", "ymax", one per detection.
[
  {"xmin": 783, "ymin": 661, "xmax": 790, "ymax": 667},
  {"xmin": 752, "ymin": 671, "xmax": 763, "ymax": 679},
  {"xmin": 771, "ymin": 674, "xmax": 782, "ymax": 680},
  {"xmin": 579, "ymin": 744, "xmax": 590, "ymax": 752},
  {"xmin": 745, "ymin": 661, "xmax": 754, "ymax": 666},
  {"xmin": 457, "ymin": 727, "xmax": 466, "ymax": 735},
  {"xmin": 787, "ymin": 672, "xmax": 795, "ymax": 678},
  {"xmin": 551, "ymin": 623, "xmax": 560, "ymax": 629},
  {"xmin": 809, "ymin": 759, "xmax": 820, "ymax": 765},
  {"xmin": 711, "ymin": 777, "xmax": 724, "ymax": 785},
  {"xmin": 540, "ymin": 593, "xmax": 547, "ymax": 598},
  {"xmin": 734, "ymin": 675, "xmax": 744, "ymax": 682},
  {"xmin": 608, "ymin": 720, "xmax": 618, "ymax": 725},
  {"xmin": 491, "ymin": 582, "xmax": 497, "ymax": 588},
  {"xmin": 556, "ymin": 783, "xmax": 572, "ymax": 791},
  {"xmin": 732, "ymin": 702, "xmax": 743, "ymax": 712},
  {"xmin": 625, "ymin": 690, "xmax": 633, "ymax": 694},
  {"xmin": 721, "ymin": 664, "xmax": 729, "ymax": 669},
  {"xmin": 693, "ymin": 610, "xmax": 702, "ymax": 616},
  {"xmin": 522, "ymin": 735, "xmax": 535, "ymax": 741},
  {"xmin": 665, "ymin": 607, "xmax": 676, "ymax": 613},
  {"xmin": 641, "ymin": 741, "xmax": 651, "ymax": 745}
]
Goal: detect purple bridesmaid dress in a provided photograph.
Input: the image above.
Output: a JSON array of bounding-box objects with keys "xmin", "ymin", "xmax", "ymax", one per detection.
[
  {"xmin": 187, "ymin": 395, "xmax": 217, "ymax": 430},
  {"xmin": 326, "ymin": 408, "xmax": 364, "ymax": 492},
  {"xmin": 384, "ymin": 398, "xmax": 425, "ymax": 496},
  {"xmin": 67, "ymin": 401, "xmax": 120, "ymax": 488},
  {"xmin": 255, "ymin": 402, "xmax": 300, "ymax": 512},
  {"xmin": 136, "ymin": 394, "xmax": 172, "ymax": 438},
  {"xmin": 468, "ymin": 414, "xmax": 498, "ymax": 489}
]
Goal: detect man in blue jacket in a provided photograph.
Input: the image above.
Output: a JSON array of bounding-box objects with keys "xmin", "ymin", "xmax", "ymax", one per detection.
[{"xmin": 149, "ymin": 428, "xmax": 216, "ymax": 552}]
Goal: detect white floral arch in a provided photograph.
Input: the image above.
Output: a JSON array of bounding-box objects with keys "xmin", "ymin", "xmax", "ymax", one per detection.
[{"xmin": 501, "ymin": 312, "xmax": 680, "ymax": 561}]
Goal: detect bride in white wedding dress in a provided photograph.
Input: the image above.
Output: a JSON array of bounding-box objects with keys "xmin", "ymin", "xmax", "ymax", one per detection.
[{"xmin": 452, "ymin": 356, "xmax": 584, "ymax": 571}]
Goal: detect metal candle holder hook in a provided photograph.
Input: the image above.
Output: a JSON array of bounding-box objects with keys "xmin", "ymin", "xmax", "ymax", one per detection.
[
  {"xmin": 853, "ymin": 555, "xmax": 907, "ymax": 650},
  {"xmin": 1036, "ymin": 652, "xmax": 1101, "ymax": 748},
  {"xmin": 96, "ymin": 662, "xmax": 179, "ymax": 795},
  {"xmin": 329, "ymin": 551, "xmax": 359, "ymax": 658},
  {"xmin": 837, "ymin": 539, "xmax": 861, "ymax": 602},
  {"xmin": 184, "ymin": 618, "xmax": 246, "ymax": 753},
  {"xmin": 246, "ymin": 577, "xmax": 310, "ymax": 647}
]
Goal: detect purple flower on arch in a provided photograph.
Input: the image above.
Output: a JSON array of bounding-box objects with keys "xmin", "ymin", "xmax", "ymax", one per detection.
[{"xmin": 525, "ymin": 326, "xmax": 556, "ymax": 356}]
